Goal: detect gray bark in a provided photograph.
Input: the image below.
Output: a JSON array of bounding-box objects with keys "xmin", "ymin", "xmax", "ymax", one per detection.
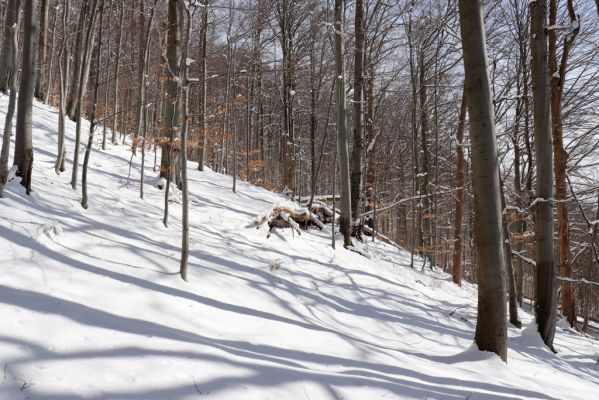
[
  {"xmin": 458, "ymin": 0, "xmax": 507, "ymax": 361},
  {"xmin": 350, "ymin": 0, "xmax": 364, "ymax": 221},
  {"xmin": 530, "ymin": 0, "xmax": 557, "ymax": 350},
  {"xmin": 0, "ymin": 11, "xmax": 20, "ymax": 196},
  {"xmin": 14, "ymin": 0, "xmax": 38, "ymax": 195},
  {"xmin": 111, "ymin": 3, "xmax": 124, "ymax": 145},
  {"xmin": 55, "ymin": 0, "xmax": 69, "ymax": 174},
  {"xmin": 0, "ymin": 0, "xmax": 20, "ymax": 93},
  {"xmin": 160, "ymin": 0, "xmax": 184, "ymax": 183},
  {"xmin": 35, "ymin": 0, "xmax": 48, "ymax": 100},
  {"xmin": 71, "ymin": 0, "xmax": 100, "ymax": 190},
  {"xmin": 197, "ymin": 1, "xmax": 209, "ymax": 171},
  {"xmin": 334, "ymin": 0, "xmax": 352, "ymax": 247}
]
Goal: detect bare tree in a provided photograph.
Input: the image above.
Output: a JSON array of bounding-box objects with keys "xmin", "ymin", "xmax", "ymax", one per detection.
[
  {"xmin": 0, "ymin": 0, "xmax": 20, "ymax": 93},
  {"xmin": 530, "ymin": 0, "xmax": 557, "ymax": 350},
  {"xmin": 459, "ymin": 0, "xmax": 507, "ymax": 361},
  {"xmin": 334, "ymin": 0, "xmax": 353, "ymax": 247},
  {"xmin": 13, "ymin": 0, "xmax": 39, "ymax": 195},
  {"xmin": 0, "ymin": 8, "xmax": 20, "ymax": 197},
  {"xmin": 350, "ymin": 0, "xmax": 364, "ymax": 222}
]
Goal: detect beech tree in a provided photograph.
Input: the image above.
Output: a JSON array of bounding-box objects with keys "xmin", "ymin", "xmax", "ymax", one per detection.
[
  {"xmin": 530, "ymin": 0, "xmax": 557, "ymax": 350},
  {"xmin": 459, "ymin": 0, "xmax": 507, "ymax": 361},
  {"xmin": 14, "ymin": 0, "xmax": 39, "ymax": 194}
]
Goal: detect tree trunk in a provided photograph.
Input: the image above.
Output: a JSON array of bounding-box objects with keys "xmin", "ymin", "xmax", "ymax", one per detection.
[
  {"xmin": 71, "ymin": 0, "xmax": 100, "ymax": 190},
  {"xmin": 160, "ymin": 0, "xmax": 183, "ymax": 183},
  {"xmin": 0, "ymin": 12, "xmax": 20, "ymax": 196},
  {"xmin": 530, "ymin": 0, "xmax": 557, "ymax": 350},
  {"xmin": 14, "ymin": 0, "xmax": 39, "ymax": 195},
  {"xmin": 82, "ymin": 0, "xmax": 105, "ymax": 209},
  {"xmin": 197, "ymin": 1, "xmax": 209, "ymax": 171},
  {"xmin": 350, "ymin": 0, "xmax": 364, "ymax": 222},
  {"xmin": 334, "ymin": 0, "xmax": 352, "ymax": 247},
  {"xmin": 44, "ymin": 6, "xmax": 58, "ymax": 105},
  {"xmin": 501, "ymin": 182, "xmax": 522, "ymax": 328},
  {"xmin": 55, "ymin": 0, "xmax": 69, "ymax": 174},
  {"xmin": 548, "ymin": 0, "xmax": 578, "ymax": 328},
  {"xmin": 459, "ymin": 0, "xmax": 507, "ymax": 361},
  {"xmin": 451, "ymin": 93, "xmax": 467, "ymax": 285},
  {"xmin": 35, "ymin": 0, "xmax": 49, "ymax": 100},
  {"xmin": 0, "ymin": 0, "xmax": 20, "ymax": 93},
  {"xmin": 111, "ymin": 3, "xmax": 124, "ymax": 145}
]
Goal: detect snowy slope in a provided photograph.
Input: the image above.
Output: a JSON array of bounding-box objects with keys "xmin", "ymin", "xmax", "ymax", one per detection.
[{"xmin": 0, "ymin": 95, "xmax": 598, "ymax": 400}]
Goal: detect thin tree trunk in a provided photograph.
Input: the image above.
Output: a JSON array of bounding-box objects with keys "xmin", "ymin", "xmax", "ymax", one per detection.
[
  {"xmin": 0, "ymin": 12, "xmax": 20, "ymax": 196},
  {"xmin": 111, "ymin": 3, "xmax": 124, "ymax": 145},
  {"xmin": 549, "ymin": 0, "xmax": 578, "ymax": 328},
  {"xmin": 44, "ymin": 6, "xmax": 58, "ymax": 105},
  {"xmin": 458, "ymin": 0, "xmax": 507, "ymax": 361},
  {"xmin": 197, "ymin": 1, "xmax": 209, "ymax": 171},
  {"xmin": 334, "ymin": 0, "xmax": 352, "ymax": 247},
  {"xmin": 35, "ymin": 0, "xmax": 49, "ymax": 100},
  {"xmin": 501, "ymin": 181, "xmax": 522, "ymax": 328},
  {"xmin": 82, "ymin": 0, "xmax": 105, "ymax": 209},
  {"xmin": 55, "ymin": 0, "xmax": 69, "ymax": 174},
  {"xmin": 452, "ymin": 93, "xmax": 467, "ymax": 285},
  {"xmin": 71, "ymin": 0, "xmax": 100, "ymax": 190},
  {"xmin": 179, "ymin": 4, "xmax": 193, "ymax": 282}
]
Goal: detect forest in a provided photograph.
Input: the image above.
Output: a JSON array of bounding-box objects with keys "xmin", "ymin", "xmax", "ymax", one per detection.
[{"xmin": 1, "ymin": 0, "xmax": 599, "ymax": 398}]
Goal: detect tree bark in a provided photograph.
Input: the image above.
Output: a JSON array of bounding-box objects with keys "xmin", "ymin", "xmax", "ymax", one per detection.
[
  {"xmin": 35, "ymin": 0, "xmax": 49, "ymax": 100},
  {"xmin": 548, "ymin": 0, "xmax": 578, "ymax": 328},
  {"xmin": 451, "ymin": 93, "xmax": 467, "ymax": 285},
  {"xmin": 14, "ymin": 0, "xmax": 39, "ymax": 195},
  {"xmin": 197, "ymin": 1, "xmax": 209, "ymax": 171},
  {"xmin": 0, "ymin": 0, "xmax": 20, "ymax": 93},
  {"xmin": 459, "ymin": 0, "xmax": 507, "ymax": 361},
  {"xmin": 0, "ymin": 11, "xmax": 20, "ymax": 196},
  {"xmin": 350, "ymin": 0, "xmax": 364, "ymax": 222},
  {"xmin": 111, "ymin": 3, "xmax": 124, "ymax": 145},
  {"xmin": 160, "ymin": 0, "xmax": 184, "ymax": 183},
  {"xmin": 530, "ymin": 0, "xmax": 557, "ymax": 350},
  {"xmin": 71, "ymin": 0, "xmax": 100, "ymax": 190},
  {"xmin": 55, "ymin": 0, "xmax": 69, "ymax": 174},
  {"xmin": 334, "ymin": 0, "xmax": 352, "ymax": 247}
]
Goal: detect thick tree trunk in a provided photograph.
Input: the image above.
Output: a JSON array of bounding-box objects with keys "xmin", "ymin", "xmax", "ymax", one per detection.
[
  {"xmin": 530, "ymin": 0, "xmax": 557, "ymax": 350},
  {"xmin": 0, "ymin": 0, "xmax": 20, "ymax": 93},
  {"xmin": 14, "ymin": 0, "xmax": 39, "ymax": 195},
  {"xmin": 350, "ymin": 0, "xmax": 364, "ymax": 222},
  {"xmin": 459, "ymin": 0, "xmax": 507, "ymax": 361},
  {"xmin": 160, "ymin": 0, "xmax": 183, "ymax": 183},
  {"xmin": 451, "ymin": 93, "xmax": 467, "ymax": 285}
]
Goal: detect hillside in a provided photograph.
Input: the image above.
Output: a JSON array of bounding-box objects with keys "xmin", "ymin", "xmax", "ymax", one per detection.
[{"xmin": 1, "ymin": 95, "xmax": 598, "ymax": 399}]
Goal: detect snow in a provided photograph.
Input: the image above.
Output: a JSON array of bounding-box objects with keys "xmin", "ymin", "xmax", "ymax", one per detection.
[{"xmin": 1, "ymin": 95, "xmax": 599, "ymax": 399}]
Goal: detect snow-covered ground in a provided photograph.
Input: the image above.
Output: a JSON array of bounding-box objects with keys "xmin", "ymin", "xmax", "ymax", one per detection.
[{"xmin": 0, "ymin": 95, "xmax": 598, "ymax": 400}]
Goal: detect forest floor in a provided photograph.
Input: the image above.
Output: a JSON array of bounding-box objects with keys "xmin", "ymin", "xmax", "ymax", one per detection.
[{"xmin": 1, "ymin": 95, "xmax": 598, "ymax": 399}]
